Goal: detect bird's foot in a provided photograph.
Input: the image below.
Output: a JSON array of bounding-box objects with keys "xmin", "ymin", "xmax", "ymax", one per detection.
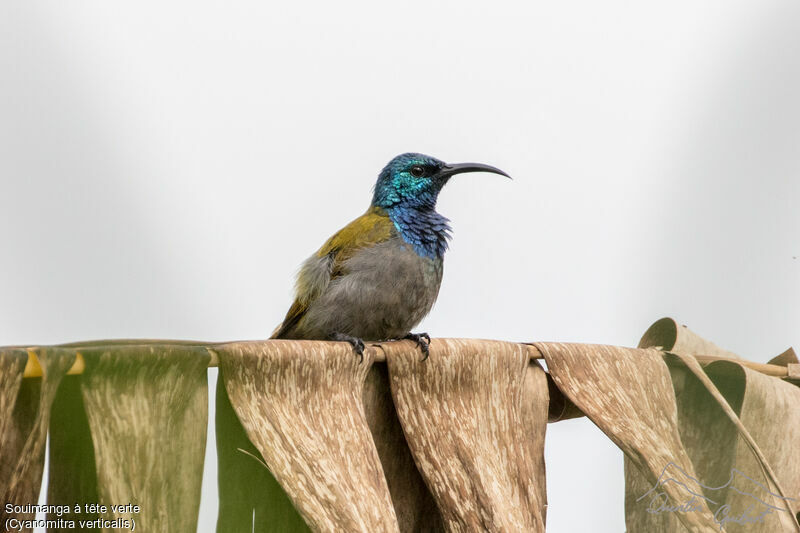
[
  {"xmin": 403, "ymin": 332, "xmax": 431, "ymax": 361},
  {"xmin": 329, "ymin": 332, "xmax": 365, "ymax": 363}
]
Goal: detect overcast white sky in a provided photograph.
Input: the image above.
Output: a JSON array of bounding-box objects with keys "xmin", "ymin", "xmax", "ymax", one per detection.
[{"xmin": 1, "ymin": 1, "xmax": 798, "ymax": 531}]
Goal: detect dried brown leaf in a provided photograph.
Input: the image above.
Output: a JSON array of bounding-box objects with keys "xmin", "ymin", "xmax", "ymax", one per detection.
[
  {"xmin": 213, "ymin": 340, "xmax": 399, "ymax": 533},
  {"xmin": 0, "ymin": 347, "xmax": 75, "ymax": 527},
  {"xmin": 536, "ymin": 342, "xmax": 720, "ymax": 532},
  {"xmin": 381, "ymin": 339, "xmax": 548, "ymax": 533}
]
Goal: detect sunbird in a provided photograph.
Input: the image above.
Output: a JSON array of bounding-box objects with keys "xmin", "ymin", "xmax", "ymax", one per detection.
[{"xmin": 271, "ymin": 153, "xmax": 510, "ymax": 359}]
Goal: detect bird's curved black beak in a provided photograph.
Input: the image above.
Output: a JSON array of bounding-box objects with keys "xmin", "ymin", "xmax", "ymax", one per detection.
[{"xmin": 436, "ymin": 162, "xmax": 511, "ymax": 181}]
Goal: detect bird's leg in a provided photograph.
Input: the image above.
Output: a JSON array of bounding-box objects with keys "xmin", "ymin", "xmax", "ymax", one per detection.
[
  {"xmin": 329, "ymin": 332, "xmax": 365, "ymax": 363},
  {"xmin": 403, "ymin": 332, "xmax": 431, "ymax": 361}
]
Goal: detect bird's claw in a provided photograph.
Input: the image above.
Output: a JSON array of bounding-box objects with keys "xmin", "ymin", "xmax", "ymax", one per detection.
[
  {"xmin": 404, "ymin": 332, "xmax": 431, "ymax": 361},
  {"xmin": 330, "ymin": 332, "xmax": 365, "ymax": 363}
]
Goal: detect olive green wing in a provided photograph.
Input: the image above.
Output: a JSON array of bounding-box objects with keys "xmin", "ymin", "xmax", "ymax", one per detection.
[{"xmin": 270, "ymin": 207, "xmax": 395, "ymax": 339}]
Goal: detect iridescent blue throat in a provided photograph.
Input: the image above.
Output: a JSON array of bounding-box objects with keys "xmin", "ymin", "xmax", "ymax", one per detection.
[{"xmin": 387, "ymin": 206, "xmax": 452, "ymax": 260}]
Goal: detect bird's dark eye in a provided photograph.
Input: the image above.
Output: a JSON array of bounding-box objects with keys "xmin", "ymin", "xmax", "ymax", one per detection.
[{"xmin": 410, "ymin": 165, "xmax": 425, "ymax": 177}]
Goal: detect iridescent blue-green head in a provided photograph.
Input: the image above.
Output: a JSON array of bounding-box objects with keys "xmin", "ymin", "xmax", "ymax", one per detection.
[
  {"xmin": 371, "ymin": 152, "xmax": 510, "ymax": 210},
  {"xmin": 371, "ymin": 153, "xmax": 510, "ymax": 259}
]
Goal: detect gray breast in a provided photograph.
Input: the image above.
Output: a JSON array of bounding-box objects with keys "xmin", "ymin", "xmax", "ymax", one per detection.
[{"xmin": 296, "ymin": 236, "xmax": 444, "ymax": 341}]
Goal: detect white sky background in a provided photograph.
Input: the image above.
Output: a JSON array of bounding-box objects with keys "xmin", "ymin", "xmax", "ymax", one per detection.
[{"xmin": 1, "ymin": 1, "xmax": 798, "ymax": 531}]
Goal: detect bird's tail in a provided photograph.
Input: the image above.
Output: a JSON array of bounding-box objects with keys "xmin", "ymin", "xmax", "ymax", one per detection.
[{"xmin": 269, "ymin": 323, "xmax": 284, "ymax": 339}]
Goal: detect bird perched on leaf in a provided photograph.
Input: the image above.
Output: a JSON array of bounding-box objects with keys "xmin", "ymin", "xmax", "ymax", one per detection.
[{"xmin": 271, "ymin": 152, "xmax": 510, "ymax": 360}]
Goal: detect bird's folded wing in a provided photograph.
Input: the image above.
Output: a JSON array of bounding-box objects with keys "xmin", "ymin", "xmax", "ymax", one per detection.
[{"xmin": 271, "ymin": 206, "xmax": 395, "ymax": 338}]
